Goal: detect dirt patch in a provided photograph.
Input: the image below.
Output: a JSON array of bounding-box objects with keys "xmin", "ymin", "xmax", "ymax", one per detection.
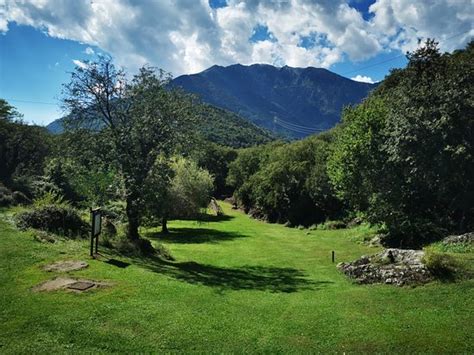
[
  {"xmin": 33, "ymin": 277, "xmax": 109, "ymax": 292},
  {"xmin": 43, "ymin": 260, "xmax": 89, "ymax": 272}
]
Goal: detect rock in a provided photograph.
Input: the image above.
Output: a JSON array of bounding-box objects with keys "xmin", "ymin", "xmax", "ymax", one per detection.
[
  {"xmin": 443, "ymin": 232, "xmax": 474, "ymax": 245},
  {"xmin": 33, "ymin": 277, "xmax": 77, "ymax": 291},
  {"xmin": 337, "ymin": 248, "xmax": 433, "ymax": 286},
  {"xmin": 248, "ymin": 208, "xmax": 266, "ymax": 221},
  {"xmin": 34, "ymin": 230, "xmax": 56, "ymax": 243},
  {"xmin": 208, "ymin": 197, "xmax": 224, "ymax": 216},
  {"xmin": 43, "ymin": 260, "xmax": 89, "ymax": 272},
  {"xmin": 224, "ymin": 197, "xmax": 238, "ymax": 209},
  {"xmin": 368, "ymin": 235, "xmax": 382, "ymax": 247},
  {"xmin": 347, "ymin": 217, "xmax": 363, "ymax": 228}
]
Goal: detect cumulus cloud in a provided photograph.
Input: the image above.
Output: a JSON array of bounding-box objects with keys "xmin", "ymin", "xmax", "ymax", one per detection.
[
  {"xmin": 84, "ymin": 47, "xmax": 94, "ymax": 55},
  {"xmin": 369, "ymin": 0, "xmax": 474, "ymax": 53},
  {"xmin": 72, "ymin": 59, "xmax": 87, "ymax": 69},
  {"xmin": 351, "ymin": 75, "xmax": 375, "ymax": 83},
  {"xmin": 1, "ymin": 0, "xmax": 472, "ymax": 75}
]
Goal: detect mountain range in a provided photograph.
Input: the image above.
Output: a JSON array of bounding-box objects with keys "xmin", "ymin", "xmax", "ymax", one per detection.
[
  {"xmin": 47, "ymin": 63, "xmax": 377, "ymax": 143},
  {"xmin": 172, "ymin": 64, "xmax": 377, "ymax": 138}
]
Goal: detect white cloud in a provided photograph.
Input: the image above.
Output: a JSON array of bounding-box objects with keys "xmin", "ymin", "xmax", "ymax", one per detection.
[
  {"xmin": 1, "ymin": 0, "xmax": 473, "ymax": 76},
  {"xmin": 351, "ymin": 75, "xmax": 375, "ymax": 83},
  {"xmin": 369, "ymin": 0, "xmax": 474, "ymax": 53},
  {"xmin": 84, "ymin": 47, "xmax": 94, "ymax": 55},
  {"xmin": 72, "ymin": 59, "xmax": 87, "ymax": 69}
]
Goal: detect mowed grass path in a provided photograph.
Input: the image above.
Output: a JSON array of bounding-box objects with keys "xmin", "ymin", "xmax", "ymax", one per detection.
[{"xmin": 1, "ymin": 203, "xmax": 473, "ymax": 353}]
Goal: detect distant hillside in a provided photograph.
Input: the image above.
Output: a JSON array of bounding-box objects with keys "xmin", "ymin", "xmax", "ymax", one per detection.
[
  {"xmin": 46, "ymin": 103, "xmax": 276, "ymax": 148},
  {"xmin": 197, "ymin": 104, "xmax": 276, "ymax": 148},
  {"xmin": 172, "ymin": 64, "xmax": 377, "ymax": 138}
]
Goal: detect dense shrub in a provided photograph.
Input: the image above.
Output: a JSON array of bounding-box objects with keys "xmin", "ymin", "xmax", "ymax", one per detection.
[
  {"xmin": 0, "ymin": 184, "xmax": 14, "ymax": 207},
  {"xmin": 12, "ymin": 191, "xmax": 31, "ymax": 205},
  {"xmin": 317, "ymin": 220, "xmax": 347, "ymax": 230},
  {"xmin": 194, "ymin": 141, "xmax": 238, "ymax": 197},
  {"xmin": 228, "ymin": 134, "xmax": 342, "ymax": 226},
  {"xmin": 15, "ymin": 205, "xmax": 88, "ymax": 237},
  {"xmin": 115, "ymin": 235, "xmax": 173, "ymax": 259},
  {"xmin": 328, "ymin": 40, "xmax": 474, "ymax": 247},
  {"xmin": 0, "ymin": 184, "xmax": 31, "ymax": 206},
  {"xmin": 423, "ymin": 251, "xmax": 459, "ymax": 280},
  {"xmin": 0, "ymin": 111, "xmax": 52, "ymax": 185}
]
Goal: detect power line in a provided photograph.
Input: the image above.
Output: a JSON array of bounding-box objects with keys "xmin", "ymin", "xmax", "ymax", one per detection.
[
  {"xmin": 3, "ymin": 98, "xmax": 58, "ymax": 106},
  {"xmin": 274, "ymin": 117, "xmax": 324, "ymax": 131},
  {"xmin": 341, "ymin": 54, "xmax": 405, "ymax": 75},
  {"xmin": 274, "ymin": 117, "xmax": 325, "ymax": 134},
  {"xmin": 342, "ymin": 29, "xmax": 472, "ymax": 76}
]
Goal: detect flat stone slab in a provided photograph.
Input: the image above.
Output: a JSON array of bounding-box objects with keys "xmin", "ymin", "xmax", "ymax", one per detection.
[
  {"xmin": 43, "ymin": 260, "xmax": 88, "ymax": 272},
  {"xmin": 33, "ymin": 277, "xmax": 77, "ymax": 292},
  {"xmin": 33, "ymin": 277, "xmax": 108, "ymax": 292}
]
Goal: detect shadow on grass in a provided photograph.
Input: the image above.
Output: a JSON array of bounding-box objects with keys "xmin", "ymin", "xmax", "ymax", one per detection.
[
  {"xmin": 105, "ymin": 258, "xmax": 131, "ymax": 268},
  {"xmin": 144, "ymin": 227, "xmax": 247, "ymax": 244},
  {"xmin": 132, "ymin": 256, "xmax": 330, "ymax": 293},
  {"xmin": 198, "ymin": 214, "xmax": 235, "ymax": 222}
]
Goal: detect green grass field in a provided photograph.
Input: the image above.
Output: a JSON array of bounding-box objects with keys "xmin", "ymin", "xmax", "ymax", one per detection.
[{"xmin": 1, "ymin": 203, "xmax": 473, "ymax": 353}]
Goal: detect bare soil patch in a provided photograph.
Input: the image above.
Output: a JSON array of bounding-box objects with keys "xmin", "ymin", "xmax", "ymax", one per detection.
[
  {"xmin": 43, "ymin": 260, "xmax": 88, "ymax": 272},
  {"xmin": 33, "ymin": 277, "xmax": 109, "ymax": 292}
]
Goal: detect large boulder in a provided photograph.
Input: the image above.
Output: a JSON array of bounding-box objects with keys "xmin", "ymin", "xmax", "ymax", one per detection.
[
  {"xmin": 442, "ymin": 232, "xmax": 474, "ymax": 245},
  {"xmin": 338, "ymin": 248, "xmax": 434, "ymax": 286},
  {"xmin": 208, "ymin": 197, "xmax": 224, "ymax": 216}
]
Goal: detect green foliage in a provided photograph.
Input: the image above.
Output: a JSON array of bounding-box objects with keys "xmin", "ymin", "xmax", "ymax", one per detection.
[
  {"xmin": 1, "ymin": 204, "xmax": 473, "ymax": 352},
  {"xmin": 316, "ymin": 220, "xmax": 347, "ymax": 230},
  {"xmin": 62, "ymin": 58, "xmax": 197, "ymax": 239},
  {"xmin": 0, "ymin": 184, "xmax": 14, "ymax": 207},
  {"xmin": 115, "ymin": 235, "xmax": 157, "ymax": 256},
  {"xmin": 0, "ymin": 183, "xmax": 31, "ymax": 207},
  {"xmin": 168, "ymin": 157, "xmax": 214, "ymax": 218},
  {"xmin": 227, "ymin": 141, "xmax": 284, "ymax": 209},
  {"xmin": 0, "ymin": 98, "xmax": 23, "ymax": 122},
  {"xmin": 327, "ymin": 97, "xmax": 388, "ymax": 211},
  {"xmin": 423, "ymin": 250, "xmax": 460, "ymax": 280},
  {"xmin": 228, "ymin": 134, "xmax": 342, "ymax": 225},
  {"xmin": 193, "ymin": 141, "xmax": 237, "ymax": 197},
  {"xmin": 145, "ymin": 157, "xmax": 214, "ymax": 224},
  {"xmin": 15, "ymin": 205, "xmax": 87, "ymax": 237},
  {"xmin": 328, "ymin": 40, "xmax": 474, "ymax": 247},
  {"xmin": 197, "ymin": 104, "xmax": 276, "ymax": 148},
  {"xmin": 0, "ymin": 105, "xmax": 52, "ymax": 188},
  {"xmin": 33, "ymin": 190, "xmax": 69, "ymax": 208},
  {"xmin": 430, "ymin": 241, "xmax": 474, "ymax": 254}
]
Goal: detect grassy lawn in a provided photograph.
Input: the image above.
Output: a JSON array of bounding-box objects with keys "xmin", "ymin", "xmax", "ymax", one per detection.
[{"xmin": 1, "ymin": 203, "xmax": 473, "ymax": 353}]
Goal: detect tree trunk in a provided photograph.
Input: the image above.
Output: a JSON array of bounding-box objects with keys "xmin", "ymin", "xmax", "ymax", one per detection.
[
  {"xmin": 162, "ymin": 217, "xmax": 169, "ymax": 234},
  {"xmin": 126, "ymin": 196, "xmax": 140, "ymax": 240}
]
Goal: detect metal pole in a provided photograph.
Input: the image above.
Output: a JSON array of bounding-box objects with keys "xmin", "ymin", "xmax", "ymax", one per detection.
[{"xmin": 332, "ymin": 251, "xmax": 335, "ymax": 263}]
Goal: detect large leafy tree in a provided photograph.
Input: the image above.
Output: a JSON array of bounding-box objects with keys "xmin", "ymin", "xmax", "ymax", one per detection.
[
  {"xmin": 329, "ymin": 39, "xmax": 474, "ymax": 246},
  {"xmin": 0, "ymin": 98, "xmax": 23, "ymax": 122},
  {"xmin": 378, "ymin": 39, "xmax": 474, "ymax": 243},
  {"xmin": 0, "ymin": 99, "xmax": 52, "ymax": 189},
  {"xmin": 62, "ymin": 57, "xmax": 196, "ymax": 241}
]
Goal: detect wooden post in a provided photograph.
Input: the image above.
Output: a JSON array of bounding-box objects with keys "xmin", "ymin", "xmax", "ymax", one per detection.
[
  {"xmin": 90, "ymin": 208, "xmax": 94, "ymax": 257},
  {"xmin": 332, "ymin": 251, "xmax": 335, "ymax": 263}
]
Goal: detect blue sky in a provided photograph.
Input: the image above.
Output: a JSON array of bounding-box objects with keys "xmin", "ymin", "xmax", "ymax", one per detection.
[{"xmin": 0, "ymin": 0, "xmax": 472, "ymax": 125}]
